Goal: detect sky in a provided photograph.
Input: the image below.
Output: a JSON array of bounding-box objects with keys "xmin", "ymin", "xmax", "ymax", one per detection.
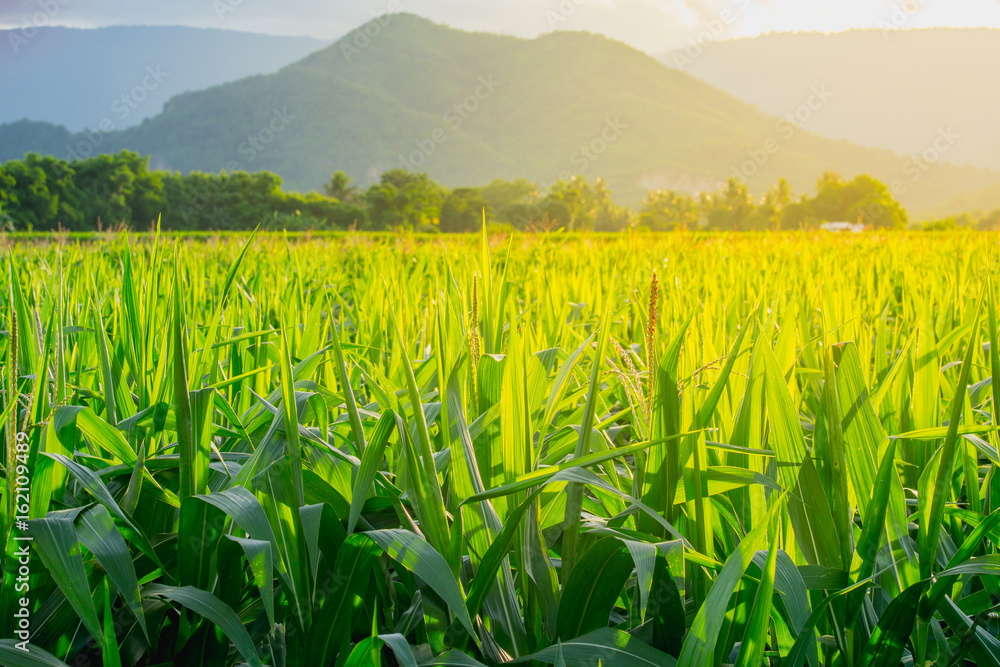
[{"xmin": 2, "ymin": 0, "xmax": 1000, "ymax": 52}]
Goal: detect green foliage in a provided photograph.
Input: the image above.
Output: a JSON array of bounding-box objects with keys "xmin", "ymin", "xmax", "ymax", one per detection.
[
  {"xmin": 701, "ymin": 177, "xmax": 757, "ymax": 231},
  {"xmin": 323, "ymin": 171, "xmax": 362, "ymax": 206},
  {"xmin": 3, "ymin": 231, "xmax": 1000, "ymax": 666},
  {"xmin": 684, "ymin": 173, "xmax": 909, "ymax": 231},
  {"xmin": 808, "ymin": 172, "xmax": 908, "ymax": 229},
  {"xmin": 480, "ymin": 178, "xmax": 536, "ymax": 213},
  {"xmin": 440, "ymin": 187, "xmax": 489, "ymax": 233},
  {"xmin": 923, "ymin": 211, "xmax": 1000, "ymax": 231},
  {"xmin": 0, "ymin": 153, "xmax": 83, "ymax": 230},
  {"xmin": 0, "ymin": 150, "xmax": 974, "ymax": 234},
  {"xmin": 163, "ymin": 170, "xmax": 365, "ymax": 232},
  {"xmin": 486, "ymin": 176, "xmax": 632, "ymax": 232},
  {"xmin": 0, "ymin": 152, "xmax": 368, "ymax": 231},
  {"xmin": 637, "ymin": 189, "xmax": 699, "ymax": 231},
  {"xmin": 363, "ymin": 169, "xmax": 447, "ymax": 230}
]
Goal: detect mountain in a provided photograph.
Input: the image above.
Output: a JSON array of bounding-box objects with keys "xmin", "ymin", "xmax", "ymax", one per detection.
[
  {"xmin": 660, "ymin": 29, "xmax": 1000, "ymax": 171},
  {"xmin": 3, "ymin": 15, "xmax": 1000, "ymax": 218},
  {"xmin": 0, "ymin": 26, "xmax": 329, "ymax": 131}
]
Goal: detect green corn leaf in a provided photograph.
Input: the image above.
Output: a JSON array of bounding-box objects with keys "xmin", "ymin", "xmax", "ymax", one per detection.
[
  {"xmin": 678, "ymin": 493, "xmax": 784, "ymax": 666},
  {"xmin": 344, "ymin": 636, "xmax": 383, "ymax": 667},
  {"xmin": 562, "ymin": 272, "xmax": 617, "ymax": 578},
  {"xmin": 52, "ymin": 406, "xmax": 136, "ymax": 465},
  {"xmin": 367, "ymin": 529, "xmax": 478, "ymax": 641},
  {"xmin": 419, "ymin": 650, "xmax": 490, "ymax": 666},
  {"xmin": 99, "ymin": 578, "xmax": 122, "ymax": 667},
  {"xmin": 919, "ymin": 295, "xmax": 982, "ymax": 580},
  {"xmin": 74, "ymin": 504, "xmax": 147, "ymax": 640},
  {"xmin": 143, "ymin": 584, "xmax": 263, "ymax": 667},
  {"xmin": 227, "ymin": 535, "xmax": 275, "ymax": 628},
  {"xmin": 305, "ymin": 533, "xmax": 382, "ymax": 665},
  {"xmin": 556, "ymin": 537, "xmax": 634, "ymax": 640},
  {"xmin": 387, "ymin": 305, "xmax": 451, "ymax": 556},
  {"xmin": 856, "ymin": 582, "xmax": 926, "ymax": 667},
  {"xmin": 734, "ymin": 533, "xmax": 779, "ymax": 667},
  {"xmin": 380, "ymin": 633, "xmax": 419, "ymax": 667},
  {"xmin": 0, "ymin": 640, "xmax": 72, "ymax": 666},
  {"xmin": 512, "ymin": 627, "xmax": 677, "ymax": 666},
  {"xmin": 27, "ymin": 509, "xmax": 102, "ymax": 646},
  {"xmin": 348, "ymin": 410, "xmax": 396, "ymax": 533},
  {"xmin": 44, "ymin": 453, "xmax": 160, "ymax": 567},
  {"xmin": 464, "ymin": 432, "xmax": 696, "ymax": 505}
]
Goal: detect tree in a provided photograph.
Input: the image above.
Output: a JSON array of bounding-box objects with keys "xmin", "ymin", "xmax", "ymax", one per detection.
[
  {"xmin": 977, "ymin": 210, "xmax": 1000, "ymax": 230},
  {"xmin": 72, "ymin": 151, "xmax": 164, "ymax": 229},
  {"xmin": 778, "ymin": 199, "xmax": 819, "ymax": 230},
  {"xmin": 440, "ymin": 187, "xmax": 489, "ymax": 233},
  {"xmin": 480, "ymin": 178, "xmax": 537, "ymax": 212},
  {"xmin": 543, "ymin": 176, "xmax": 629, "ymax": 231},
  {"xmin": 363, "ymin": 169, "xmax": 447, "ymax": 230},
  {"xmin": 739, "ymin": 180, "xmax": 792, "ymax": 230},
  {"xmin": 701, "ymin": 177, "xmax": 755, "ymax": 230},
  {"xmin": 0, "ymin": 201, "xmax": 12, "ymax": 232},
  {"xmin": 816, "ymin": 170, "xmax": 842, "ymax": 192},
  {"xmin": 1, "ymin": 153, "xmax": 81, "ymax": 230},
  {"xmin": 324, "ymin": 171, "xmax": 362, "ymax": 205},
  {"xmin": 0, "ymin": 166, "xmax": 16, "ymax": 231},
  {"xmin": 764, "ymin": 178, "xmax": 792, "ymax": 209},
  {"xmin": 638, "ymin": 189, "xmax": 698, "ymax": 231},
  {"xmin": 812, "ymin": 173, "xmax": 907, "ymax": 229},
  {"xmin": 923, "ymin": 215, "xmax": 972, "ymax": 231}
]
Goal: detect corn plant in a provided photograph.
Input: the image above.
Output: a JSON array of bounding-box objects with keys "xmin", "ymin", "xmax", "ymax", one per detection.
[{"xmin": 0, "ymin": 229, "xmax": 998, "ymax": 666}]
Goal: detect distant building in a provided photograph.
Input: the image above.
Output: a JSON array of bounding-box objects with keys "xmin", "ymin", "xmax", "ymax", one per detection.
[{"xmin": 820, "ymin": 221, "xmax": 865, "ymax": 233}]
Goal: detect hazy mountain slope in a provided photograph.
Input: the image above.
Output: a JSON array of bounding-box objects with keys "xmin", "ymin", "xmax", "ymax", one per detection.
[
  {"xmin": 0, "ymin": 120, "xmax": 75, "ymax": 160},
  {"xmin": 661, "ymin": 29, "xmax": 1000, "ymax": 171},
  {"xmin": 3, "ymin": 15, "xmax": 1000, "ymax": 217},
  {"xmin": 0, "ymin": 26, "xmax": 329, "ymax": 131}
]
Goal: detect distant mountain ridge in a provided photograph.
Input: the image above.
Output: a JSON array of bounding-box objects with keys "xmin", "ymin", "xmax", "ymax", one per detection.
[
  {"xmin": 0, "ymin": 26, "xmax": 329, "ymax": 131},
  {"xmin": 3, "ymin": 16, "xmax": 1000, "ymax": 218},
  {"xmin": 660, "ymin": 29, "xmax": 1000, "ymax": 173}
]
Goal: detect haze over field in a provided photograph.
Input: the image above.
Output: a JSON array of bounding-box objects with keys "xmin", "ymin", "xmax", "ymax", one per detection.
[
  {"xmin": 5, "ymin": 13, "xmax": 1000, "ymax": 220},
  {"xmin": 7, "ymin": 0, "xmax": 1000, "ymax": 50},
  {"xmin": 661, "ymin": 29, "xmax": 1000, "ymax": 172},
  {"xmin": 0, "ymin": 26, "xmax": 329, "ymax": 131},
  {"xmin": 7, "ymin": 5, "xmax": 1000, "ymax": 667}
]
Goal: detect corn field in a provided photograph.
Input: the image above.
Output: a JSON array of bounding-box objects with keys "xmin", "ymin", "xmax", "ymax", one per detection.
[{"xmin": 2, "ymin": 230, "xmax": 1000, "ymax": 666}]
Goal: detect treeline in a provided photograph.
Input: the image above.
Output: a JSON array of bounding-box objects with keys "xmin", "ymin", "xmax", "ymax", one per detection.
[
  {"xmin": 923, "ymin": 210, "xmax": 1000, "ymax": 231},
  {"xmin": 0, "ymin": 150, "xmax": 926, "ymax": 232},
  {"xmin": 0, "ymin": 152, "xmax": 364, "ymax": 232}
]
